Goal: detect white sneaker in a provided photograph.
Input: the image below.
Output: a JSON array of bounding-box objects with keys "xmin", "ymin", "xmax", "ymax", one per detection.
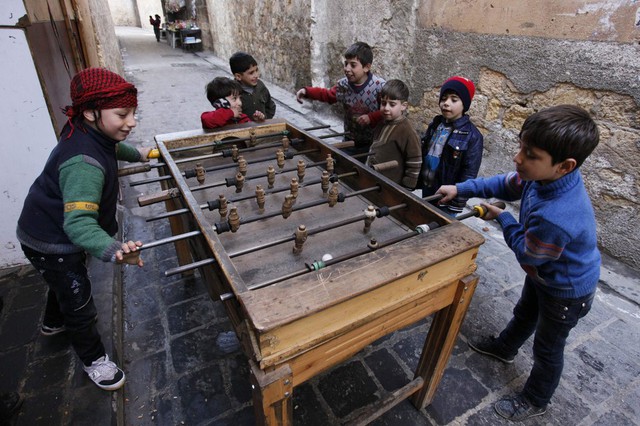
[
  {"xmin": 83, "ymin": 355, "xmax": 125, "ymax": 390},
  {"xmin": 41, "ymin": 324, "xmax": 66, "ymax": 336}
]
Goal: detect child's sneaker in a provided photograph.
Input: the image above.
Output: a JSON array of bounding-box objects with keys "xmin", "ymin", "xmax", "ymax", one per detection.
[
  {"xmin": 468, "ymin": 336, "xmax": 515, "ymax": 364},
  {"xmin": 41, "ymin": 324, "xmax": 66, "ymax": 336},
  {"xmin": 83, "ymin": 355, "xmax": 125, "ymax": 390},
  {"xmin": 494, "ymin": 393, "xmax": 547, "ymax": 421}
]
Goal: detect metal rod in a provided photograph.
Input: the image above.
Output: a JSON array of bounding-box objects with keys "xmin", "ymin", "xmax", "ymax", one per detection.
[
  {"xmin": 165, "ymin": 258, "xmax": 216, "ymax": 277},
  {"xmin": 138, "ymin": 230, "xmax": 202, "ymax": 251},
  {"xmin": 423, "ymin": 193, "xmax": 443, "ymax": 203},
  {"xmin": 199, "ymin": 148, "xmax": 318, "ymax": 174},
  {"xmin": 302, "ymin": 124, "xmax": 331, "ymax": 131},
  {"xmin": 216, "ymin": 185, "xmax": 380, "ymax": 233},
  {"xmin": 144, "ymin": 170, "xmax": 359, "ymax": 222},
  {"xmin": 165, "ymin": 124, "xmax": 328, "ymax": 156},
  {"xmin": 318, "ymin": 132, "xmax": 349, "ymax": 139},
  {"xmin": 168, "ymin": 130, "xmax": 289, "ymax": 154},
  {"xmin": 190, "ymin": 157, "xmax": 337, "ymax": 193},
  {"xmin": 153, "ymin": 138, "xmax": 305, "ymax": 169},
  {"xmin": 170, "ymin": 202, "xmax": 407, "ymax": 281},
  {"xmin": 240, "ymin": 227, "xmax": 420, "ymax": 295},
  {"xmin": 133, "ymin": 145, "xmax": 319, "ymax": 188}
]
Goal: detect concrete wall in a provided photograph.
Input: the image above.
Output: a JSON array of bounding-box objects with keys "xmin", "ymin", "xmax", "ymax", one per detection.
[
  {"xmin": 109, "ymin": 0, "xmax": 141, "ymax": 26},
  {"xmin": 88, "ymin": 0, "xmax": 125, "ymax": 73},
  {"xmin": 204, "ymin": 0, "xmax": 640, "ymax": 270},
  {"xmin": 0, "ymin": 1, "xmax": 58, "ymax": 267}
]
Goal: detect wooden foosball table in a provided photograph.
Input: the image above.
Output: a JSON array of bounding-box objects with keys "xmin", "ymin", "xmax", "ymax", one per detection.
[{"xmin": 131, "ymin": 119, "xmax": 485, "ymax": 425}]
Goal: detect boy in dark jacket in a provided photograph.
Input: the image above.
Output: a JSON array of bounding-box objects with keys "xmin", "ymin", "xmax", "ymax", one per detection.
[
  {"xmin": 16, "ymin": 68, "xmax": 152, "ymax": 391},
  {"xmin": 201, "ymin": 77, "xmax": 251, "ymax": 129},
  {"xmin": 230, "ymin": 51, "xmax": 276, "ymax": 121},
  {"xmin": 437, "ymin": 105, "xmax": 600, "ymax": 421},
  {"xmin": 419, "ymin": 76, "xmax": 484, "ymax": 214}
]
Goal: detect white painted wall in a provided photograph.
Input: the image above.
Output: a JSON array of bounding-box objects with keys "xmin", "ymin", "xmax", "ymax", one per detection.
[{"xmin": 1, "ymin": 1, "xmax": 58, "ymax": 268}]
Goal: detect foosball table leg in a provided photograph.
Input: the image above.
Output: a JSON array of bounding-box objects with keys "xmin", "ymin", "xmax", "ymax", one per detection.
[
  {"xmin": 411, "ymin": 274, "xmax": 479, "ymax": 409},
  {"xmin": 250, "ymin": 361, "xmax": 294, "ymax": 426}
]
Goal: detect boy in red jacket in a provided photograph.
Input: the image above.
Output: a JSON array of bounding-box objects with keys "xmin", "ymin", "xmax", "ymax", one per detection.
[{"xmin": 201, "ymin": 77, "xmax": 251, "ymax": 129}]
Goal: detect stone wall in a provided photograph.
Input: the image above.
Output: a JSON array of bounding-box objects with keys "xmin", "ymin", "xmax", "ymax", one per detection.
[
  {"xmin": 407, "ymin": 26, "xmax": 639, "ymax": 268},
  {"xmin": 204, "ymin": 0, "xmax": 312, "ymax": 88}
]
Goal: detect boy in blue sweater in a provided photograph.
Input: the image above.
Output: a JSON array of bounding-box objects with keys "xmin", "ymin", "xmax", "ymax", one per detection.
[{"xmin": 437, "ymin": 105, "xmax": 600, "ymax": 421}]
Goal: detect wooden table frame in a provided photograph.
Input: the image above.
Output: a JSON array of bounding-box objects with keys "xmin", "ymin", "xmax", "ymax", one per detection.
[{"xmin": 151, "ymin": 120, "xmax": 484, "ymax": 425}]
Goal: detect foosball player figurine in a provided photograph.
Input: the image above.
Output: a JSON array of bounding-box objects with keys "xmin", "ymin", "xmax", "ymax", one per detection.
[
  {"xmin": 363, "ymin": 205, "xmax": 376, "ymax": 233},
  {"xmin": 290, "ymin": 178, "xmax": 299, "ymax": 200},
  {"xmin": 282, "ymin": 195, "xmax": 294, "ymax": 218},
  {"xmin": 293, "ymin": 224, "xmax": 307, "ymax": 254},
  {"xmin": 267, "ymin": 165, "xmax": 276, "ymax": 188},
  {"xmin": 328, "ymin": 183, "xmax": 339, "ymax": 207},
  {"xmin": 231, "ymin": 145, "xmax": 239, "ymax": 161},
  {"xmin": 321, "ymin": 171, "xmax": 330, "ymax": 197},
  {"xmin": 234, "ymin": 172, "xmax": 245, "ymax": 193},
  {"xmin": 281, "ymin": 135, "xmax": 290, "ymax": 150},
  {"xmin": 276, "ymin": 149, "xmax": 286, "ymax": 169},
  {"xmin": 195, "ymin": 162, "xmax": 206, "ymax": 184},
  {"xmin": 237, "ymin": 156, "xmax": 248, "ymax": 176},
  {"xmin": 326, "ymin": 153, "xmax": 335, "ymax": 174},
  {"xmin": 218, "ymin": 194, "xmax": 228, "ymax": 219},
  {"xmin": 297, "ymin": 160, "xmax": 306, "ymax": 183},
  {"xmin": 228, "ymin": 207, "xmax": 240, "ymax": 232},
  {"xmin": 255, "ymin": 185, "xmax": 266, "ymax": 212}
]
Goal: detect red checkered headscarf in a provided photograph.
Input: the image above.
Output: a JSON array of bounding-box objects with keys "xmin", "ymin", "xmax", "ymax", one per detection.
[{"xmin": 63, "ymin": 68, "xmax": 137, "ymax": 137}]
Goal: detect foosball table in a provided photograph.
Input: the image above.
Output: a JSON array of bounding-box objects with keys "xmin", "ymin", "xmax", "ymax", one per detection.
[{"xmin": 129, "ymin": 119, "xmax": 485, "ymax": 425}]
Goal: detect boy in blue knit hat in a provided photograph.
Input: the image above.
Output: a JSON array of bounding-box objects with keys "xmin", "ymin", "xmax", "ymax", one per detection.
[
  {"xmin": 437, "ymin": 105, "xmax": 600, "ymax": 421},
  {"xmin": 419, "ymin": 76, "xmax": 483, "ymax": 215}
]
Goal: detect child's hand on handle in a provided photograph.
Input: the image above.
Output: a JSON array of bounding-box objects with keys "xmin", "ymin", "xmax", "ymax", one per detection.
[
  {"xmin": 137, "ymin": 147, "xmax": 153, "ymax": 162},
  {"xmin": 295, "ymin": 88, "xmax": 307, "ymax": 104},
  {"xmin": 436, "ymin": 185, "xmax": 458, "ymax": 204},
  {"xmin": 252, "ymin": 110, "xmax": 266, "ymax": 122},
  {"xmin": 115, "ymin": 240, "xmax": 144, "ymax": 267},
  {"xmin": 477, "ymin": 202, "xmax": 505, "ymax": 221}
]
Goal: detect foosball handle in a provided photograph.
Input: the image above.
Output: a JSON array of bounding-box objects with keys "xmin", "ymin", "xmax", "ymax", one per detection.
[
  {"xmin": 473, "ymin": 201, "xmax": 506, "ymax": 218},
  {"xmin": 372, "ymin": 160, "xmax": 399, "ymax": 172}
]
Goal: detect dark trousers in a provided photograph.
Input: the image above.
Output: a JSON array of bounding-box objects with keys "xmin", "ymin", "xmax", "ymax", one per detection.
[
  {"xmin": 496, "ymin": 276, "xmax": 594, "ymax": 407},
  {"xmin": 153, "ymin": 27, "xmax": 160, "ymax": 41},
  {"xmin": 22, "ymin": 245, "xmax": 105, "ymax": 366}
]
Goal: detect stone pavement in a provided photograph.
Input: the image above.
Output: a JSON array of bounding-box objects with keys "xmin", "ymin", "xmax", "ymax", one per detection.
[{"xmin": 0, "ymin": 26, "xmax": 639, "ymax": 425}]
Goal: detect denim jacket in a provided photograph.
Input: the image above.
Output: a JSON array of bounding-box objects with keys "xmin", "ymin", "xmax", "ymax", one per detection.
[{"xmin": 420, "ymin": 114, "xmax": 484, "ymax": 210}]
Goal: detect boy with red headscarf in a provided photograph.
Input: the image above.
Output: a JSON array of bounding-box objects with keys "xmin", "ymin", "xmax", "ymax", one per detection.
[{"xmin": 16, "ymin": 68, "xmax": 152, "ymax": 391}]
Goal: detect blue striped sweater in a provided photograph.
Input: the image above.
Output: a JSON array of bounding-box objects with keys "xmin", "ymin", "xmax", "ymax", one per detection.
[{"xmin": 457, "ymin": 170, "xmax": 600, "ymax": 298}]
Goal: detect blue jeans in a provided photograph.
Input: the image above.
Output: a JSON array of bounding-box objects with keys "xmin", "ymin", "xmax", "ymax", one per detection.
[
  {"xmin": 496, "ymin": 276, "xmax": 594, "ymax": 407},
  {"xmin": 22, "ymin": 245, "xmax": 105, "ymax": 366}
]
